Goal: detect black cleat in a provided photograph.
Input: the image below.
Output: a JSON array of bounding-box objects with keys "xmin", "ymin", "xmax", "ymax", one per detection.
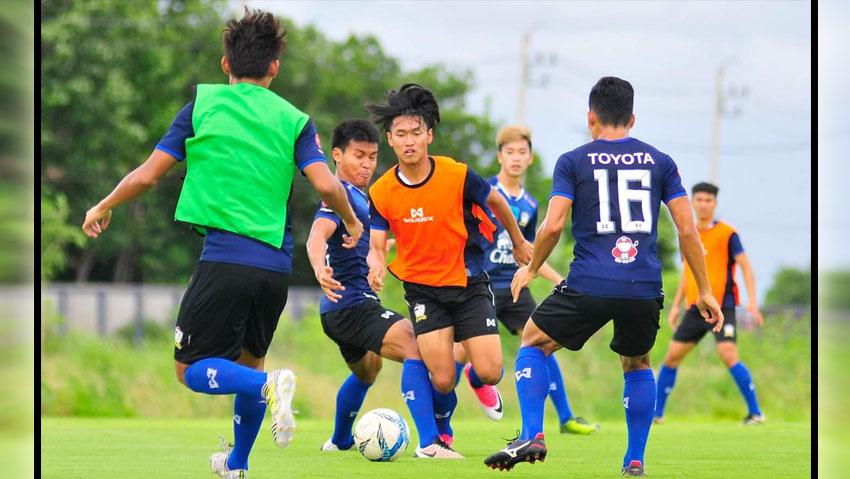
[
  {"xmin": 622, "ymin": 460, "xmax": 646, "ymax": 477},
  {"xmin": 484, "ymin": 433, "xmax": 547, "ymax": 471}
]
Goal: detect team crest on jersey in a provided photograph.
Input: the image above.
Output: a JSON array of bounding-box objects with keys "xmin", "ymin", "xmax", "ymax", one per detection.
[
  {"xmin": 612, "ymin": 236, "xmax": 639, "ymax": 264},
  {"xmin": 413, "ymin": 303, "xmax": 427, "ymax": 322},
  {"xmin": 519, "ymin": 211, "xmax": 530, "ymax": 227},
  {"xmin": 314, "ymin": 133, "xmax": 323, "ymax": 152}
]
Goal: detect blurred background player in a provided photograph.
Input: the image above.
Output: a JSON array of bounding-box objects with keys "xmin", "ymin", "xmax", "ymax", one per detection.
[
  {"xmin": 365, "ymin": 83, "xmax": 533, "ymax": 457},
  {"xmin": 483, "ymin": 77, "xmax": 724, "ymax": 477},
  {"xmin": 654, "ymin": 182, "xmax": 765, "ymax": 425},
  {"xmin": 81, "ymin": 9, "xmax": 362, "ymax": 478},
  {"xmin": 306, "ymin": 119, "xmax": 445, "ymax": 456},
  {"xmin": 453, "ymin": 125, "xmax": 599, "ymax": 435}
]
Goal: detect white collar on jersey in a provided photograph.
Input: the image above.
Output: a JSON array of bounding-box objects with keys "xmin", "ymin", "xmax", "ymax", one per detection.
[{"xmin": 496, "ymin": 181, "xmax": 525, "ymax": 201}]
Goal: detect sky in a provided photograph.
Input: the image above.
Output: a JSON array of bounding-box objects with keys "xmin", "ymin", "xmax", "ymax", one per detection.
[{"xmin": 239, "ymin": 0, "xmax": 815, "ymax": 300}]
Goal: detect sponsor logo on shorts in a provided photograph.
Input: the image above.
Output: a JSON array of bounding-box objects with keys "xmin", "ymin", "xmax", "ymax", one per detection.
[
  {"xmin": 486, "ymin": 318, "xmax": 497, "ymax": 328},
  {"xmin": 414, "ymin": 303, "xmax": 427, "ymax": 323},
  {"xmin": 612, "ymin": 236, "xmax": 639, "ymax": 264},
  {"xmin": 381, "ymin": 310, "xmax": 395, "ymax": 320},
  {"xmin": 174, "ymin": 326, "xmax": 184, "ymax": 350}
]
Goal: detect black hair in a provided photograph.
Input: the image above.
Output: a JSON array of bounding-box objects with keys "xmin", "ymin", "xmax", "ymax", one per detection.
[
  {"xmin": 365, "ymin": 83, "xmax": 440, "ymax": 132},
  {"xmin": 692, "ymin": 182, "xmax": 719, "ymax": 196},
  {"xmin": 588, "ymin": 76, "xmax": 634, "ymax": 127},
  {"xmin": 222, "ymin": 8, "xmax": 286, "ymax": 79},
  {"xmin": 331, "ymin": 119, "xmax": 380, "ymax": 151}
]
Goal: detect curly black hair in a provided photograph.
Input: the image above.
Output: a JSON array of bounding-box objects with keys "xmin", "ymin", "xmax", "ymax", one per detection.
[
  {"xmin": 365, "ymin": 83, "xmax": 440, "ymax": 132},
  {"xmin": 222, "ymin": 8, "xmax": 286, "ymax": 79}
]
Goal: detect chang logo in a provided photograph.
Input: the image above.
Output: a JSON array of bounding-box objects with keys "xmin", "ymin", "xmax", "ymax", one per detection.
[{"xmin": 489, "ymin": 231, "xmax": 515, "ymax": 265}]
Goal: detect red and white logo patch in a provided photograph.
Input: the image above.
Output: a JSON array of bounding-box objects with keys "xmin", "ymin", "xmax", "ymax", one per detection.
[
  {"xmin": 612, "ymin": 236, "xmax": 639, "ymax": 264},
  {"xmin": 314, "ymin": 133, "xmax": 323, "ymax": 152}
]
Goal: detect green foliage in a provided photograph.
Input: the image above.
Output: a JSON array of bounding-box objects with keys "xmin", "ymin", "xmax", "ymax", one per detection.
[
  {"xmin": 40, "ymin": 190, "xmax": 85, "ymax": 282},
  {"xmin": 821, "ymin": 270, "xmax": 850, "ymax": 311},
  {"xmin": 765, "ymin": 266, "xmax": 811, "ymax": 307}
]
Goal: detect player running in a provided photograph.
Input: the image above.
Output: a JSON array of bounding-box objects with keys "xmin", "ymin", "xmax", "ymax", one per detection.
[
  {"xmin": 306, "ymin": 119, "xmax": 453, "ymax": 458},
  {"xmin": 455, "ymin": 125, "xmax": 599, "ymax": 435},
  {"xmin": 82, "ymin": 10, "xmax": 362, "ymax": 478},
  {"xmin": 483, "ymin": 77, "xmax": 723, "ymax": 477},
  {"xmin": 654, "ymin": 182, "xmax": 765, "ymax": 425},
  {"xmin": 365, "ymin": 84, "xmax": 533, "ymax": 456}
]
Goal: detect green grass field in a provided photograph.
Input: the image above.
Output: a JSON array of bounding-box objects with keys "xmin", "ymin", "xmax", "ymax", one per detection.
[{"xmin": 41, "ymin": 417, "xmax": 809, "ymax": 478}]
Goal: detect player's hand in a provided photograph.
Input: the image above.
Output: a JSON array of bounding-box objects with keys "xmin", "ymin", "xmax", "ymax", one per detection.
[
  {"xmin": 342, "ymin": 218, "xmax": 364, "ymax": 249},
  {"xmin": 368, "ymin": 265, "xmax": 386, "ymax": 293},
  {"xmin": 748, "ymin": 304, "xmax": 764, "ymax": 327},
  {"xmin": 511, "ymin": 265, "xmax": 537, "ymax": 303},
  {"xmin": 82, "ymin": 205, "xmax": 112, "ymax": 238},
  {"xmin": 696, "ymin": 292, "xmax": 724, "ymax": 333},
  {"xmin": 512, "ymin": 239, "xmax": 534, "ymax": 266},
  {"xmin": 315, "ymin": 266, "xmax": 344, "ymax": 303},
  {"xmin": 667, "ymin": 304, "xmax": 681, "ymax": 329}
]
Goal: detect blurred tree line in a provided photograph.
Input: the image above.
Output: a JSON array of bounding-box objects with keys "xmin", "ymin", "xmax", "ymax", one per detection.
[{"xmin": 41, "ymin": 0, "xmax": 677, "ymax": 286}]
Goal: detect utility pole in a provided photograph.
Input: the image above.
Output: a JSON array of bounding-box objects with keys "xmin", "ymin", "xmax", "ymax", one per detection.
[
  {"xmin": 710, "ymin": 63, "xmax": 748, "ymax": 183},
  {"xmin": 517, "ymin": 32, "xmax": 530, "ymax": 125}
]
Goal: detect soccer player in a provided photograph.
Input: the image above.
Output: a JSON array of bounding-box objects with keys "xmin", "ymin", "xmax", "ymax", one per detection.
[
  {"xmin": 81, "ymin": 10, "xmax": 362, "ymax": 478},
  {"xmin": 306, "ymin": 119, "xmax": 450, "ymax": 457},
  {"xmin": 365, "ymin": 84, "xmax": 534, "ymax": 456},
  {"xmin": 455, "ymin": 125, "xmax": 599, "ymax": 435},
  {"xmin": 483, "ymin": 77, "xmax": 724, "ymax": 477},
  {"xmin": 653, "ymin": 182, "xmax": 765, "ymax": 425}
]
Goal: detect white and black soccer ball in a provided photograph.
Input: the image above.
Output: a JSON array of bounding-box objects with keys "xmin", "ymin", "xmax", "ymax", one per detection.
[{"xmin": 353, "ymin": 408, "xmax": 410, "ymax": 462}]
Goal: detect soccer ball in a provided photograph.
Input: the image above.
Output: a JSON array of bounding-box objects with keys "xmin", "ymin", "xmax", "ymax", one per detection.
[{"xmin": 353, "ymin": 408, "xmax": 410, "ymax": 462}]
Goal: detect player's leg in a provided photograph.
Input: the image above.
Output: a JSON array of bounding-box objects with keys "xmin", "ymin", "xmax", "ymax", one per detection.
[
  {"xmin": 322, "ymin": 351, "xmax": 381, "ymax": 451},
  {"xmin": 415, "ymin": 325, "xmax": 464, "ymax": 457},
  {"xmin": 713, "ymin": 311, "xmax": 764, "ymax": 424},
  {"xmin": 654, "ymin": 307, "xmax": 709, "ymax": 423}
]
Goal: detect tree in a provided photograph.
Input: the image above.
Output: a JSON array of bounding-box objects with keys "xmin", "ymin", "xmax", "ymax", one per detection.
[{"xmin": 765, "ymin": 266, "xmax": 811, "ymax": 307}]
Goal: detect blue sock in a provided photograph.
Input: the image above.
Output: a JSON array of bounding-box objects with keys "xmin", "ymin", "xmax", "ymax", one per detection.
[
  {"xmin": 467, "ymin": 364, "xmax": 485, "ymax": 389},
  {"xmin": 654, "ymin": 365, "xmax": 677, "ymax": 418},
  {"xmin": 515, "ymin": 346, "xmax": 550, "ymax": 440},
  {"xmin": 402, "ymin": 359, "xmax": 440, "ymax": 447},
  {"xmin": 431, "ymin": 383, "xmax": 458, "ymax": 438},
  {"xmin": 454, "ymin": 361, "xmax": 465, "ymax": 387},
  {"xmin": 331, "ymin": 374, "xmax": 371, "ymax": 449},
  {"xmin": 729, "ymin": 362, "xmax": 762, "ymax": 416},
  {"xmin": 545, "ymin": 354, "xmax": 573, "ymax": 424},
  {"xmin": 184, "ymin": 358, "xmax": 267, "ymax": 396},
  {"xmin": 226, "ymin": 393, "xmax": 267, "ymax": 470},
  {"xmin": 623, "ymin": 369, "xmax": 656, "ymax": 468}
]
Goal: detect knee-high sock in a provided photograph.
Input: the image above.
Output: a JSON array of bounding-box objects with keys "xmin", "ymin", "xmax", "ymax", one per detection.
[
  {"xmin": 545, "ymin": 354, "xmax": 573, "ymax": 423},
  {"xmin": 654, "ymin": 365, "xmax": 677, "ymax": 418},
  {"xmin": 402, "ymin": 359, "xmax": 440, "ymax": 447},
  {"xmin": 331, "ymin": 374, "xmax": 371, "ymax": 449},
  {"xmin": 432, "ymin": 385, "xmax": 458, "ymax": 438},
  {"xmin": 623, "ymin": 369, "xmax": 656, "ymax": 468},
  {"xmin": 227, "ymin": 393, "xmax": 267, "ymax": 470},
  {"xmin": 728, "ymin": 362, "xmax": 762, "ymax": 416},
  {"xmin": 454, "ymin": 361, "xmax": 464, "ymax": 387},
  {"xmin": 515, "ymin": 346, "xmax": 550, "ymax": 440},
  {"xmin": 184, "ymin": 358, "xmax": 266, "ymax": 396}
]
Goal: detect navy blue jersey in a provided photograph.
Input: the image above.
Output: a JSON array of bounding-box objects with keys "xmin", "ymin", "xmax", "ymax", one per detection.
[
  {"xmin": 551, "ymin": 137, "xmax": 686, "ymax": 299},
  {"xmin": 156, "ymin": 100, "xmax": 325, "ymax": 273},
  {"xmin": 315, "ymin": 180, "xmax": 376, "ymax": 313},
  {"xmin": 483, "ymin": 177, "xmax": 539, "ymax": 289}
]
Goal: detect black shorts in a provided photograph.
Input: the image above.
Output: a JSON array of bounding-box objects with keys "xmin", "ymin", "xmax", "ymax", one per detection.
[
  {"xmin": 494, "ymin": 287, "xmax": 536, "ymax": 335},
  {"xmin": 673, "ymin": 306, "xmax": 737, "ymax": 343},
  {"xmin": 320, "ymin": 299, "xmax": 404, "ymax": 363},
  {"xmin": 531, "ymin": 286, "xmax": 663, "ymax": 357},
  {"xmin": 403, "ymin": 275, "xmax": 499, "ymax": 342},
  {"xmin": 174, "ymin": 261, "xmax": 289, "ymax": 364}
]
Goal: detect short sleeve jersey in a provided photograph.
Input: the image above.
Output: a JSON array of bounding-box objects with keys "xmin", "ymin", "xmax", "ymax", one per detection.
[
  {"xmin": 314, "ymin": 180, "xmax": 376, "ymax": 313},
  {"xmin": 156, "ymin": 100, "xmax": 325, "ymax": 273},
  {"xmin": 483, "ymin": 177, "xmax": 539, "ymax": 289},
  {"xmin": 551, "ymin": 137, "xmax": 686, "ymax": 299}
]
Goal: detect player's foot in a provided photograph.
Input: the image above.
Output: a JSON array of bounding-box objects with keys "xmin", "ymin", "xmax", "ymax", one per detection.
[
  {"xmin": 621, "ymin": 460, "xmax": 645, "ymax": 477},
  {"xmin": 209, "ymin": 437, "xmax": 247, "ymax": 478},
  {"xmin": 439, "ymin": 433, "xmax": 454, "ymax": 447},
  {"xmin": 263, "ymin": 369, "xmax": 297, "ymax": 448},
  {"xmin": 414, "ymin": 438, "xmax": 464, "ymax": 459},
  {"xmin": 560, "ymin": 416, "xmax": 600, "ymax": 435},
  {"xmin": 483, "ymin": 433, "xmax": 547, "ymax": 471},
  {"xmin": 652, "ymin": 416, "xmax": 665, "ymax": 425},
  {"xmin": 465, "ymin": 363, "xmax": 503, "ymax": 421},
  {"xmin": 743, "ymin": 413, "xmax": 766, "ymax": 425},
  {"xmin": 320, "ymin": 438, "xmax": 353, "ymax": 451}
]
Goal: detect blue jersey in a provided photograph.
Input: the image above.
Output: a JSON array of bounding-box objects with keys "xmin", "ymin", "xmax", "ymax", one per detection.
[
  {"xmin": 156, "ymin": 100, "xmax": 325, "ymax": 273},
  {"xmin": 551, "ymin": 137, "xmax": 686, "ymax": 299},
  {"xmin": 483, "ymin": 177, "xmax": 539, "ymax": 289},
  {"xmin": 315, "ymin": 180, "xmax": 376, "ymax": 313}
]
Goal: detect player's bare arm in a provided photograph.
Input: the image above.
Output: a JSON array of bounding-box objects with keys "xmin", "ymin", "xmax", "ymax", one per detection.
[
  {"xmin": 367, "ymin": 228, "xmax": 388, "ymax": 292},
  {"xmin": 486, "ymin": 186, "xmax": 533, "ymax": 265},
  {"xmin": 667, "ymin": 196, "xmax": 724, "ymax": 331},
  {"xmin": 511, "ymin": 195, "xmax": 572, "ymax": 302},
  {"xmin": 735, "ymin": 252, "xmax": 764, "ymax": 326},
  {"xmin": 82, "ymin": 148, "xmax": 178, "ymax": 238},
  {"xmin": 668, "ymin": 270, "xmax": 687, "ymax": 329},
  {"xmin": 306, "ymin": 217, "xmax": 345, "ymax": 302},
  {"xmin": 303, "ymin": 162, "xmax": 363, "ymax": 249}
]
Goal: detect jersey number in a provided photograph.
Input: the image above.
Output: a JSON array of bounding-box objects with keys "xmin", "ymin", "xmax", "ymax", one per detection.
[{"xmin": 593, "ymin": 169, "xmax": 652, "ymax": 234}]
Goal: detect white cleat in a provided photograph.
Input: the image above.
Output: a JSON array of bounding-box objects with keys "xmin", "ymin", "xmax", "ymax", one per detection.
[
  {"xmin": 263, "ymin": 369, "xmax": 297, "ymax": 448},
  {"xmin": 413, "ymin": 438, "xmax": 464, "ymax": 459},
  {"xmin": 320, "ymin": 438, "xmax": 354, "ymax": 452},
  {"xmin": 209, "ymin": 437, "xmax": 247, "ymax": 478}
]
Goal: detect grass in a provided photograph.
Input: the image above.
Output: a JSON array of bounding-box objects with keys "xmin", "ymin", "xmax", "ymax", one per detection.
[{"xmin": 41, "ymin": 417, "xmax": 810, "ymax": 478}]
